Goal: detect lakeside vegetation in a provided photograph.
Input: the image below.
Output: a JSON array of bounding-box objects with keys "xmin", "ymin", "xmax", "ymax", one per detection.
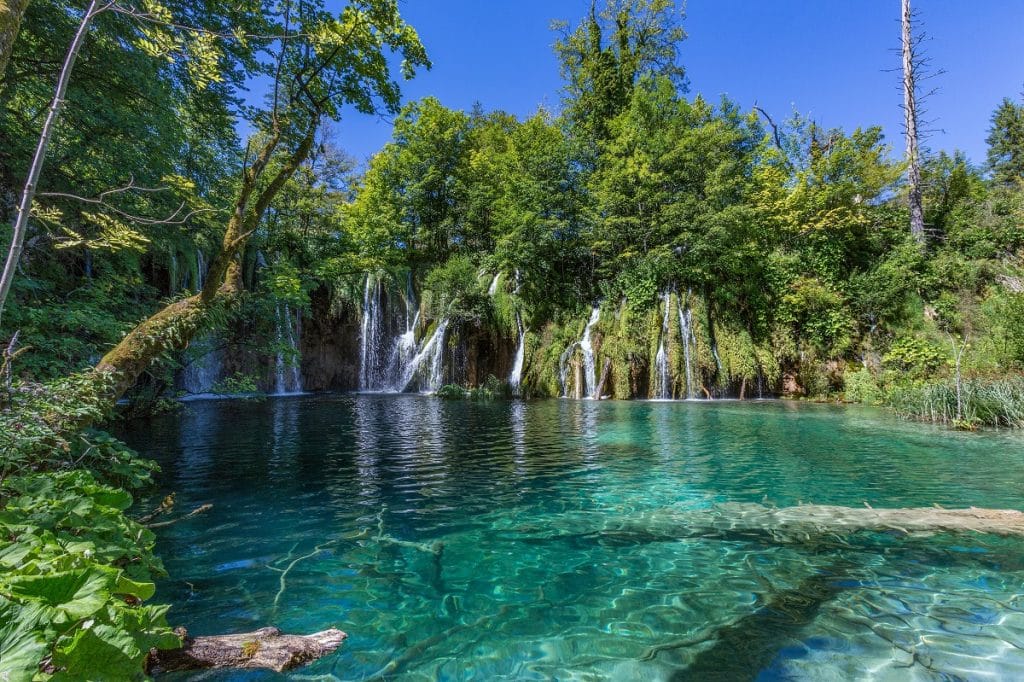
[{"xmin": 0, "ymin": 0, "xmax": 1022, "ymax": 678}]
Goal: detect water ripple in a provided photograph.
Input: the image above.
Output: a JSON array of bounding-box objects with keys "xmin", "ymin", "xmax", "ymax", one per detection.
[{"xmin": 118, "ymin": 395, "xmax": 1024, "ymax": 680}]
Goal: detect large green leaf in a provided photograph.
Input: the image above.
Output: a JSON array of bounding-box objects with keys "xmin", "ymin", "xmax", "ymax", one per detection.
[
  {"xmin": 114, "ymin": 574, "xmax": 156, "ymax": 602},
  {"xmin": 6, "ymin": 569, "xmax": 111, "ymax": 623},
  {"xmin": 50, "ymin": 623, "xmax": 143, "ymax": 681},
  {"xmin": 0, "ymin": 599, "xmax": 50, "ymax": 682}
]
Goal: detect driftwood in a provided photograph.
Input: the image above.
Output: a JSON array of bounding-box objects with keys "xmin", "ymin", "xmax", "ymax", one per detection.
[
  {"xmin": 610, "ymin": 502, "xmax": 1024, "ymax": 541},
  {"xmin": 147, "ymin": 626, "xmax": 347, "ymax": 674}
]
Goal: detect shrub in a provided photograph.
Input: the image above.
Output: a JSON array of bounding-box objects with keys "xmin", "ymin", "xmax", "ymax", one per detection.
[{"xmin": 0, "ymin": 375, "xmax": 181, "ymax": 680}]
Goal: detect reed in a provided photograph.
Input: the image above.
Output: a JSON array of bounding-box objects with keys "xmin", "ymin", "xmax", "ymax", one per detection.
[{"xmin": 887, "ymin": 376, "xmax": 1024, "ymax": 428}]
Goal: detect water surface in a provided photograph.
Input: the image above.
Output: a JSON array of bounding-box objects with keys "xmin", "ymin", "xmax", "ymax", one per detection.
[{"xmin": 121, "ymin": 396, "xmax": 1024, "ymax": 680}]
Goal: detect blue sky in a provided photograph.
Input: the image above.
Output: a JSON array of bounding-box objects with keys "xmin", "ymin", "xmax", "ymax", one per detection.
[{"xmin": 334, "ymin": 1, "xmax": 1023, "ymax": 167}]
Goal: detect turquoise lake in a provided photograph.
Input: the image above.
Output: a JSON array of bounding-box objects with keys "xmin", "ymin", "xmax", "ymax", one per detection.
[{"xmin": 121, "ymin": 396, "xmax": 1024, "ymax": 680}]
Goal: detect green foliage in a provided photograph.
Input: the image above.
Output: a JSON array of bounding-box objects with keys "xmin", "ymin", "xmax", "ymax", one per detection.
[
  {"xmin": 986, "ymin": 94, "xmax": 1024, "ymax": 184},
  {"xmin": 887, "ymin": 376, "xmax": 1024, "ymax": 429},
  {"xmin": 423, "ymin": 256, "xmax": 489, "ymax": 322},
  {"xmin": 843, "ymin": 367, "xmax": 883, "ymax": 404},
  {"xmin": 435, "ymin": 375, "xmax": 504, "ymax": 400},
  {"xmin": 883, "ymin": 336, "xmax": 948, "ymax": 378},
  {"xmin": 211, "ymin": 372, "xmax": 260, "ymax": 396},
  {"xmin": 0, "ymin": 375, "xmax": 176, "ymax": 680}
]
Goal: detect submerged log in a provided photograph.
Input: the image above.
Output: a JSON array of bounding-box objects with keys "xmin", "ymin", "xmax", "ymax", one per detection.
[
  {"xmin": 147, "ymin": 626, "xmax": 347, "ymax": 674},
  {"xmin": 615, "ymin": 502, "xmax": 1024, "ymax": 540}
]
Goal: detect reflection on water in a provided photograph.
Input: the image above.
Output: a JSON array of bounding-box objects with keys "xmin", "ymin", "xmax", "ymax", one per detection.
[{"xmin": 120, "ymin": 396, "xmax": 1024, "ymax": 680}]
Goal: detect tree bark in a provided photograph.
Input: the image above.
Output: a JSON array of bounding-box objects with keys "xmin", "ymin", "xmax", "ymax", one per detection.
[
  {"xmin": 902, "ymin": 0, "xmax": 926, "ymax": 243},
  {"xmin": 0, "ymin": 0, "xmax": 29, "ymax": 87},
  {"xmin": 608, "ymin": 502, "xmax": 1024, "ymax": 541},
  {"xmin": 147, "ymin": 627, "xmax": 347, "ymax": 674}
]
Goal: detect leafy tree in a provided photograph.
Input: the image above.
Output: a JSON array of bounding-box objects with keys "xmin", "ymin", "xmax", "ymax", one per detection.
[
  {"xmin": 986, "ymin": 94, "xmax": 1024, "ymax": 184},
  {"xmin": 554, "ymin": 0, "xmax": 685, "ymax": 146},
  {"xmin": 93, "ymin": 0, "xmax": 429, "ymax": 402}
]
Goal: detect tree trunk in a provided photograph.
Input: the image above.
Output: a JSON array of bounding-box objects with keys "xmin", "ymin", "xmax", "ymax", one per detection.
[
  {"xmin": 94, "ymin": 120, "xmax": 318, "ymax": 404},
  {"xmin": 902, "ymin": 0, "xmax": 925, "ymax": 243},
  {"xmin": 0, "ymin": 0, "xmax": 29, "ymax": 87},
  {"xmin": 147, "ymin": 627, "xmax": 347, "ymax": 674},
  {"xmin": 606, "ymin": 502, "xmax": 1024, "ymax": 541}
]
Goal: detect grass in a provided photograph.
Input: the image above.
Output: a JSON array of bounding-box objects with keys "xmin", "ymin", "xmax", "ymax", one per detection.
[{"xmin": 887, "ymin": 375, "xmax": 1024, "ymax": 429}]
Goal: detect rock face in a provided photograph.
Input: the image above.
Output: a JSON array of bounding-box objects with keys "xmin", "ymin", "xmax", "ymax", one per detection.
[
  {"xmin": 448, "ymin": 321, "xmax": 517, "ymax": 388},
  {"xmin": 299, "ymin": 286, "xmax": 361, "ymax": 392}
]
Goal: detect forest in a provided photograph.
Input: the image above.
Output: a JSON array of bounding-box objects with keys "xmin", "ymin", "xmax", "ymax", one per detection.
[{"xmin": 1, "ymin": 0, "xmax": 1023, "ymax": 679}]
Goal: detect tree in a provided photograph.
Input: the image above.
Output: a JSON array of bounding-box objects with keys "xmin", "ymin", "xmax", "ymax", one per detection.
[
  {"xmin": 0, "ymin": 0, "xmax": 28, "ymax": 85},
  {"xmin": 93, "ymin": 0, "xmax": 428, "ymax": 402},
  {"xmin": 901, "ymin": 0, "xmax": 925, "ymax": 243},
  {"xmin": 554, "ymin": 0, "xmax": 685, "ymax": 145},
  {"xmin": 986, "ymin": 94, "xmax": 1024, "ymax": 184},
  {"xmin": 0, "ymin": 0, "xmax": 104, "ymax": 329}
]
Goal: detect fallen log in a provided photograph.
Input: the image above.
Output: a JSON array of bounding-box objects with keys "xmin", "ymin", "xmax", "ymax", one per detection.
[
  {"xmin": 147, "ymin": 626, "xmax": 347, "ymax": 674},
  {"xmin": 611, "ymin": 502, "xmax": 1024, "ymax": 541}
]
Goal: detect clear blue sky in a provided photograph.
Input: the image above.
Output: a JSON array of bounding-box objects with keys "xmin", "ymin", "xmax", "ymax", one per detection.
[{"xmin": 334, "ymin": 1, "xmax": 1024, "ymax": 167}]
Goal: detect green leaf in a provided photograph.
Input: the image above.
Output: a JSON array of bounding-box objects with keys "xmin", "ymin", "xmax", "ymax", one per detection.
[
  {"xmin": 50, "ymin": 622, "xmax": 143, "ymax": 681},
  {"xmin": 6, "ymin": 569, "xmax": 112, "ymax": 623},
  {"xmin": 0, "ymin": 598, "xmax": 50, "ymax": 682},
  {"xmin": 114, "ymin": 574, "xmax": 155, "ymax": 602}
]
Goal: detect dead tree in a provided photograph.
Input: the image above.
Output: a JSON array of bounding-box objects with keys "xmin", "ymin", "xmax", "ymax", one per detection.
[
  {"xmin": 901, "ymin": 0, "xmax": 924, "ymax": 242},
  {"xmin": 900, "ymin": 0, "xmax": 942, "ymax": 244}
]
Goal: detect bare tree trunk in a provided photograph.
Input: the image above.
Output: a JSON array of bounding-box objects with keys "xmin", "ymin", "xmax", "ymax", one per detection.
[
  {"xmin": 901, "ymin": 0, "xmax": 925, "ymax": 243},
  {"xmin": 0, "ymin": 0, "xmax": 102, "ymax": 329},
  {"xmin": 0, "ymin": 0, "xmax": 29, "ymax": 86}
]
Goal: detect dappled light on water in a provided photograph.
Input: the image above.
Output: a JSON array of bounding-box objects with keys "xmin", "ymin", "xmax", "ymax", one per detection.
[{"xmin": 122, "ymin": 396, "xmax": 1024, "ymax": 680}]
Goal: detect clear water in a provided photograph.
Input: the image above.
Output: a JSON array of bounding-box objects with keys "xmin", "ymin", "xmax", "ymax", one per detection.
[{"xmin": 120, "ymin": 396, "xmax": 1024, "ymax": 681}]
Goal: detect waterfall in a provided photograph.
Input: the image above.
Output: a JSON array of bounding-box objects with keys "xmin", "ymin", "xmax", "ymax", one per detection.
[
  {"xmin": 181, "ymin": 336, "xmax": 223, "ymax": 395},
  {"xmin": 509, "ymin": 313, "xmax": 526, "ymax": 396},
  {"xmin": 488, "ymin": 273, "xmax": 501, "ymax": 297},
  {"xmin": 274, "ymin": 302, "xmax": 303, "ymax": 395},
  {"xmin": 677, "ymin": 295, "xmax": 697, "ymax": 399},
  {"xmin": 654, "ymin": 290, "xmax": 672, "ymax": 399},
  {"xmin": 359, "ymin": 275, "xmax": 385, "ymax": 391},
  {"xmin": 178, "ymin": 250, "xmax": 221, "ymax": 394},
  {"xmin": 580, "ymin": 306, "xmax": 601, "ymax": 399},
  {"xmin": 399, "ymin": 319, "xmax": 449, "ymax": 393},
  {"xmin": 169, "ymin": 252, "xmax": 179, "ymax": 292},
  {"xmin": 360, "ymin": 273, "xmax": 429, "ymax": 392}
]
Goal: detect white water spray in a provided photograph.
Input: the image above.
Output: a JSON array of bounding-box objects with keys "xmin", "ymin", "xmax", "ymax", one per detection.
[{"xmin": 580, "ymin": 306, "xmax": 601, "ymax": 399}]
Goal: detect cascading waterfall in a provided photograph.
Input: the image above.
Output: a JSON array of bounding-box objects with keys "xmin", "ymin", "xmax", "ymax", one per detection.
[
  {"xmin": 359, "ymin": 274, "xmax": 385, "ymax": 391},
  {"xmin": 398, "ymin": 319, "xmax": 449, "ymax": 393},
  {"xmin": 580, "ymin": 306, "xmax": 601, "ymax": 399},
  {"xmin": 179, "ymin": 250, "xmax": 224, "ymax": 395},
  {"xmin": 180, "ymin": 337, "xmax": 222, "ymax": 394},
  {"xmin": 488, "ymin": 273, "xmax": 501, "ymax": 297},
  {"xmin": 195, "ymin": 250, "xmax": 206, "ymax": 291},
  {"xmin": 360, "ymin": 273, "xmax": 429, "ymax": 392},
  {"xmin": 654, "ymin": 290, "xmax": 672, "ymax": 399},
  {"xmin": 509, "ymin": 313, "xmax": 526, "ymax": 396},
  {"xmin": 677, "ymin": 293, "xmax": 697, "ymax": 399},
  {"xmin": 274, "ymin": 302, "xmax": 303, "ymax": 395}
]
